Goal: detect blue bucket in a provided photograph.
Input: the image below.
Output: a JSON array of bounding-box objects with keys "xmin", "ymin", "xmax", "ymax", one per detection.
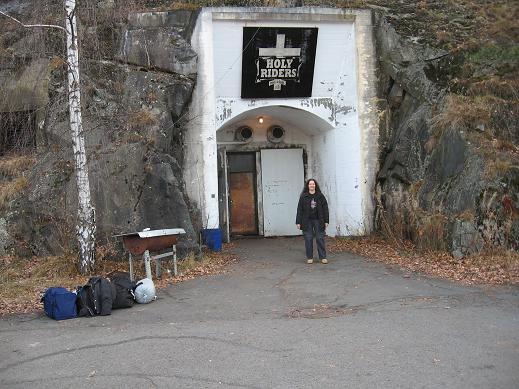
[{"xmin": 202, "ymin": 228, "xmax": 222, "ymax": 251}]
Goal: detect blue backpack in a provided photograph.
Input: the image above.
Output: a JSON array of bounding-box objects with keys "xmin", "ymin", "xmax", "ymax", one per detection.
[{"xmin": 41, "ymin": 287, "xmax": 78, "ymax": 320}]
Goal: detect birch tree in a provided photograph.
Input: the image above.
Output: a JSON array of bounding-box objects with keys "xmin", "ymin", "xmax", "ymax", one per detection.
[
  {"xmin": 64, "ymin": 0, "xmax": 96, "ymax": 274},
  {"xmin": 1, "ymin": 1, "xmax": 96, "ymax": 274}
]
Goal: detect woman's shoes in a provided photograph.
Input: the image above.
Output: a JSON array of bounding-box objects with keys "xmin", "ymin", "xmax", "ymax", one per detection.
[{"xmin": 307, "ymin": 258, "xmax": 328, "ymax": 264}]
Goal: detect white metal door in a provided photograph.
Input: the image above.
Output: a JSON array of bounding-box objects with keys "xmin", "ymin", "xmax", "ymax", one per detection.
[{"xmin": 261, "ymin": 149, "xmax": 304, "ymax": 236}]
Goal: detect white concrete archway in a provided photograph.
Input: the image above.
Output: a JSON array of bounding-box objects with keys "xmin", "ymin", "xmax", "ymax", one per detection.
[
  {"xmin": 183, "ymin": 7, "xmax": 379, "ymax": 237},
  {"xmin": 216, "ymin": 105, "xmax": 336, "ymax": 239}
]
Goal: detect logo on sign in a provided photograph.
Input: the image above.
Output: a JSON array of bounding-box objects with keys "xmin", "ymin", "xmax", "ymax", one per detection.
[
  {"xmin": 241, "ymin": 27, "xmax": 317, "ymax": 98},
  {"xmin": 256, "ymin": 34, "xmax": 302, "ymax": 91}
]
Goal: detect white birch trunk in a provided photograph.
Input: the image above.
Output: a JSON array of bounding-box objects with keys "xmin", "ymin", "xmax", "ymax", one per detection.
[{"xmin": 65, "ymin": 0, "xmax": 96, "ymax": 274}]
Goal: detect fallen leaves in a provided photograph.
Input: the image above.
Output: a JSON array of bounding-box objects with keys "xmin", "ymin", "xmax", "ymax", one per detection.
[
  {"xmin": 0, "ymin": 245, "xmax": 238, "ymax": 317},
  {"xmin": 329, "ymin": 236, "xmax": 519, "ymax": 285},
  {"xmin": 2, "ymin": 236, "xmax": 516, "ymax": 317}
]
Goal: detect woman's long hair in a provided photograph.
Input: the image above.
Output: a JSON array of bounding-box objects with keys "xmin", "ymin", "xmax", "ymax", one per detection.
[{"xmin": 301, "ymin": 178, "xmax": 321, "ymax": 194}]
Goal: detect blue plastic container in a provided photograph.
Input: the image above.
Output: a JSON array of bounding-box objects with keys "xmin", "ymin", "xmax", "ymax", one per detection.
[{"xmin": 202, "ymin": 228, "xmax": 222, "ymax": 251}]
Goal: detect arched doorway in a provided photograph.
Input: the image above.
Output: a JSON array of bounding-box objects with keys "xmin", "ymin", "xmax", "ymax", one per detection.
[{"xmin": 216, "ymin": 105, "xmax": 334, "ymax": 242}]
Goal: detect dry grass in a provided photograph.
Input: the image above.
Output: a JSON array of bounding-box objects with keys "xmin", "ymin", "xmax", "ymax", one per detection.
[
  {"xmin": 468, "ymin": 247, "xmax": 519, "ymax": 270},
  {"xmin": 0, "ymin": 244, "xmax": 238, "ymax": 316},
  {"xmin": 375, "ymin": 189, "xmax": 450, "ymax": 252},
  {"xmin": 377, "ymin": 203, "xmax": 406, "ymax": 247},
  {"xmin": 163, "ymin": 2, "xmax": 202, "ymax": 11},
  {"xmin": 408, "ymin": 180, "xmax": 422, "ymax": 196},
  {"xmin": 485, "ymin": 157, "xmax": 513, "ymax": 179},
  {"xmin": 471, "ymin": 130, "xmax": 519, "ymax": 179},
  {"xmin": 0, "ymin": 177, "xmax": 28, "ymax": 210},
  {"xmin": 122, "ymin": 109, "xmax": 159, "ymax": 145},
  {"xmin": 432, "ymin": 94, "xmax": 492, "ymax": 135},
  {"xmin": 30, "ymin": 254, "xmax": 79, "ymax": 279},
  {"xmin": 119, "ymin": 131, "xmax": 156, "ymax": 147},
  {"xmin": 432, "ymin": 90, "xmax": 518, "ymax": 146},
  {"xmin": 456, "ymin": 209, "xmax": 475, "ymax": 222},
  {"xmin": 49, "ymin": 56, "xmax": 66, "ymax": 70},
  {"xmin": 475, "ymin": 3, "xmax": 519, "ymax": 44},
  {"xmin": 0, "ymin": 155, "xmax": 36, "ymax": 178},
  {"xmin": 468, "ymin": 76, "xmax": 519, "ymax": 100},
  {"xmin": 416, "ymin": 213, "xmax": 448, "ymax": 251},
  {"xmin": 0, "ymin": 154, "xmax": 34, "ymax": 210},
  {"xmin": 122, "ymin": 131, "xmax": 145, "ymax": 143},
  {"xmin": 492, "ymin": 139, "xmax": 518, "ymax": 153},
  {"xmin": 128, "ymin": 109, "xmax": 159, "ymax": 129},
  {"xmin": 0, "ymin": 254, "xmax": 88, "ymax": 314}
]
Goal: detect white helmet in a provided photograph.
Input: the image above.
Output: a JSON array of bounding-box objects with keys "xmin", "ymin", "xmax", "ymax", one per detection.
[{"xmin": 134, "ymin": 278, "xmax": 156, "ymax": 304}]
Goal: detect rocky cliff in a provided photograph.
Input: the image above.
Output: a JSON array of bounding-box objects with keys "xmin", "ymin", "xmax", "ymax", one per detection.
[
  {"xmin": 374, "ymin": 3, "xmax": 518, "ymax": 256},
  {"xmin": 0, "ymin": 2, "xmax": 200, "ymax": 257},
  {"xmin": 0, "ymin": 0, "xmax": 517, "ymax": 259}
]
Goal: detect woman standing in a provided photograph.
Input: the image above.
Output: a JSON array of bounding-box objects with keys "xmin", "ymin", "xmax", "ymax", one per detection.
[{"xmin": 296, "ymin": 178, "xmax": 329, "ymax": 264}]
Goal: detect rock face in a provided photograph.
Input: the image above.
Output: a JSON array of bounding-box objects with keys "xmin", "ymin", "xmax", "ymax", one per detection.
[
  {"xmin": 375, "ymin": 16, "xmax": 518, "ymax": 256},
  {"xmin": 117, "ymin": 29, "xmax": 197, "ymax": 75},
  {"xmin": 117, "ymin": 10, "xmax": 199, "ymax": 76},
  {"xmin": 0, "ymin": 6, "xmax": 516, "ymax": 259},
  {"xmin": 1, "ymin": 9, "xmax": 199, "ymax": 257}
]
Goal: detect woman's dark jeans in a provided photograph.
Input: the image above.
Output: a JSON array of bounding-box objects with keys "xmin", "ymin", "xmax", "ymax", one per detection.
[{"xmin": 303, "ymin": 219, "xmax": 326, "ymax": 260}]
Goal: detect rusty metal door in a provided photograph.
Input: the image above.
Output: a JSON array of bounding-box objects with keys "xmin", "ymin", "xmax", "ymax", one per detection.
[{"xmin": 228, "ymin": 153, "xmax": 258, "ymax": 235}]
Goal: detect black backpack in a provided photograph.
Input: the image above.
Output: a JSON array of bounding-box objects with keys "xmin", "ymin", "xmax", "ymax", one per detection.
[
  {"xmin": 109, "ymin": 272, "xmax": 136, "ymax": 309},
  {"xmin": 76, "ymin": 283, "xmax": 96, "ymax": 317},
  {"xmin": 76, "ymin": 277, "xmax": 116, "ymax": 316}
]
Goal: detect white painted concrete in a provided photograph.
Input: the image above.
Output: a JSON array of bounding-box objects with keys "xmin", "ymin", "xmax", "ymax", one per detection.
[
  {"xmin": 355, "ymin": 11, "xmax": 380, "ymax": 234},
  {"xmin": 185, "ymin": 7, "xmax": 378, "ymax": 237},
  {"xmin": 261, "ymin": 148, "xmax": 304, "ymax": 236},
  {"xmin": 184, "ymin": 10, "xmax": 219, "ymax": 229}
]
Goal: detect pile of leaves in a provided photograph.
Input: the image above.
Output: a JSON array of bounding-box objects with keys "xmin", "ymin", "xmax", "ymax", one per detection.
[
  {"xmin": 0, "ymin": 245, "xmax": 237, "ymax": 316},
  {"xmin": 329, "ymin": 235, "xmax": 519, "ymax": 285}
]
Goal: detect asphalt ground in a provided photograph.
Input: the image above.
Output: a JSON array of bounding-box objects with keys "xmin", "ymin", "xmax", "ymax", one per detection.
[{"xmin": 1, "ymin": 237, "xmax": 518, "ymax": 388}]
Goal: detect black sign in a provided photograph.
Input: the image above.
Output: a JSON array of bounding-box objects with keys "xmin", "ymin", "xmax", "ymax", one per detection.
[{"xmin": 241, "ymin": 27, "xmax": 318, "ymax": 98}]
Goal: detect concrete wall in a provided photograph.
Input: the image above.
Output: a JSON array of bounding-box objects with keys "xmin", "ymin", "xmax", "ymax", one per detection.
[
  {"xmin": 216, "ymin": 118, "xmax": 312, "ymax": 146},
  {"xmin": 185, "ymin": 10, "xmax": 219, "ymax": 229},
  {"xmin": 185, "ymin": 7, "xmax": 378, "ymax": 236}
]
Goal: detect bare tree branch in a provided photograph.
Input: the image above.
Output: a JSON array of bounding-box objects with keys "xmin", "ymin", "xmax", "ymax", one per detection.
[{"xmin": 0, "ymin": 11, "xmax": 66, "ymax": 32}]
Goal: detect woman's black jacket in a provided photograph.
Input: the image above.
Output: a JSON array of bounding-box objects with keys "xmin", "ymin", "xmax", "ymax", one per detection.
[{"xmin": 296, "ymin": 191, "xmax": 329, "ymax": 231}]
